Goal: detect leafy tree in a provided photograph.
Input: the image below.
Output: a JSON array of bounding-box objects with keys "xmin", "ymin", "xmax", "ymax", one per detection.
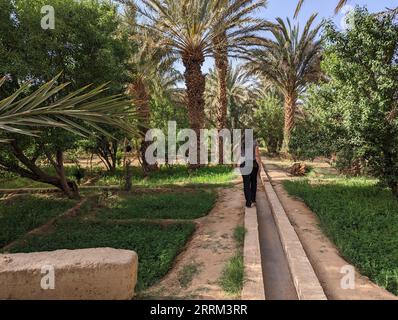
[
  {"xmin": 0, "ymin": 0, "xmax": 135, "ymax": 197},
  {"xmin": 252, "ymin": 89, "xmax": 284, "ymax": 154},
  {"xmin": 1, "ymin": 0, "xmax": 130, "ymax": 91},
  {"xmin": 324, "ymin": 8, "xmax": 398, "ymax": 194},
  {"xmin": 291, "ymin": 8, "xmax": 398, "ymax": 196},
  {"xmin": 245, "ymin": 14, "xmax": 323, "ymax": 153},
  {"xmin": 289, "ymin": 83, "xmax": 349, "ymax": 164}
]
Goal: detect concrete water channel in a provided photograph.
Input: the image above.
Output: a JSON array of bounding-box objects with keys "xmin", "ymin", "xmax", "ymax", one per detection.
[{"xmin": 256, "ymin": 181, "xmax": 298, "ymax": 300}]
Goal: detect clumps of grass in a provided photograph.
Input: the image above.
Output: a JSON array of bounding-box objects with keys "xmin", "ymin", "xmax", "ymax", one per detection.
[
  {"xmin": 233, "ymin": 225, "xmax": 246, "ymax": 248},
  {"xmin": 219, "ymin": 253, "xmax": 244, "ymax": 296},
  {"xmin": 219, "ymin": 225, "xmax": 246, "ymax": 296},
  {"xmin": 178, "ymin": 262, "xmax": 201, "ymax": 288}
]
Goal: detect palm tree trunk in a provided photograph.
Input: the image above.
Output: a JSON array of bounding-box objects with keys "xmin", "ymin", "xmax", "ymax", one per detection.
[
  {"xmin": 281, "ymin": 94, "xmax": 297, "ymax": 154},
  {"xmin": 214, "ymin": 33, "xmax": 229, "ymax": 164},
  {"xmin": 128, "ymin": 80, "xmax": 156, "ymax": 174},
  {"xmin": 182, "ymin": 51, "xmax": 206, "ymax": 168}
]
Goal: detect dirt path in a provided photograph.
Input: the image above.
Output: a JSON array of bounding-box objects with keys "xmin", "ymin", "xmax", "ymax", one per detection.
[
  {"xmin": 142, "ymin": 183, "xmax": 245, "ymax": 300},
  {"xmin": 264, "ymin": 158, "xmax": 397, "ymax": 300}
]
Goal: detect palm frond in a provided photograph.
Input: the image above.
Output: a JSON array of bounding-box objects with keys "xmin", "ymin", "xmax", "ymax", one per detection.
[
  {"xmin": 0, "ymin": 74, "xmax": 138, "ymax": 139},
  {"xmin": 244, "ymin": 15, "xmax": 323, "ymax": 98},
  {"xmin": 294, "ymin": 0, "xmax": 349, "ymax": 18}
]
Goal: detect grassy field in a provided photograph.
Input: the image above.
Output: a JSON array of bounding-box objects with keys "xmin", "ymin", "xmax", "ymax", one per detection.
[
  {"xmin": 7, "ymin": 219, "xmax": 195, "ymax": 291},
  {"xmin": 0, "ymin": 165, "xmax": 231, "ymax": 291},
  {"xmin": 0, "ymin": 195, "xmax": 76, "ymax": 248},
  {"xmin": 96, "ymin": 165, "xmax": 235, "ymax": 188},
  {"xmin": 97, "ymin": 190, "xmax": 217, "ymax": 220},
  {"xmin": 284, "ymin": 177, "xmax": 398, "ymax": 295}
]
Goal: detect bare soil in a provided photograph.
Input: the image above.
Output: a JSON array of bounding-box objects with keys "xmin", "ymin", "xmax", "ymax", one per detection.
[{"xmin": 142, "ymin": 182, "xmax": 245, "ymax": 300}]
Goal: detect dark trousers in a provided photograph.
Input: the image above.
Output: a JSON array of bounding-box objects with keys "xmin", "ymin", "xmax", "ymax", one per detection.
[{"xmin": 242, "ymin": 164, "xmax": 259, "ymax": 204}]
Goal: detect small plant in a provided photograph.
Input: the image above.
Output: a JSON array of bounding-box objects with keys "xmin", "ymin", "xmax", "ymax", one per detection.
[
  {"xmin": 72, "ymin": 167, "xmax": 86, "ymax": 185},
  {"xmin": 219, "ymin": 253, "xmax": 244, "ymax": 296},
  {"xmin": 178, "ymin": 262, "xmax": 201, "ymax": 288},
  {"xmin": 233, "ymin": 225, "xmax": 246, "ymax": 248}
]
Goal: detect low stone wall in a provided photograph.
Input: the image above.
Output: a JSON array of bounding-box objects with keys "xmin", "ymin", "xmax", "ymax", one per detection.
[{"xmin": 0, "ymin": 248, "xmax": 138, "ymax": 300}]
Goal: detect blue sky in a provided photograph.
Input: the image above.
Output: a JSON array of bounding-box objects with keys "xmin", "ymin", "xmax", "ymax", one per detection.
[{"xmin": 187, "ymin": 0, "xmax": 398, "ymax": 74}]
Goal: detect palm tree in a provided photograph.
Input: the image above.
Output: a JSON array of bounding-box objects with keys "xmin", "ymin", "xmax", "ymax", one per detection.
[
  {"xmin": 138, "ymin": 0, "xmax": 231, "ymax": 167},
  {"xmin": 212, "ymin": 0, "xmax": 267, "ymax": 162},
  {"xmin": 139, "ymin": 0, "xmax": 268, "ymax": 165},
  {"xmin": 205, "ymin": 65, "xmax": 256, "ymax": 129},
  {"xmin": 127, "ymin": 31, "xmax": 181, "ymax": 173},
  {"xmin": 294, "ymin": 0, "xmax": 348, "ymax": 18},
  {"xmin": 245, "ymin": 14, "xmax": 323, "ymax": 153}
]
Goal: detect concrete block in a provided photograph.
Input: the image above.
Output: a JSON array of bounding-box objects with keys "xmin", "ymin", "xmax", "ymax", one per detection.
[{"xmin": 0, "ymin": 248, "xmax": 138, "ymax": 300}]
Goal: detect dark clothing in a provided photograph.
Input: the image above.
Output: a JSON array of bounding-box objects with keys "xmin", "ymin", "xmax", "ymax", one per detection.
[{"xmin": 242, "ymin": 160, "xmax": 259, "ymax": 206}]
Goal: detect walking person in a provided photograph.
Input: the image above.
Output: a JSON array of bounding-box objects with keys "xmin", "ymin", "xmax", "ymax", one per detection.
[{"xmin": 240, "ymin": 137, "xmax": 262, "ymax": 208}]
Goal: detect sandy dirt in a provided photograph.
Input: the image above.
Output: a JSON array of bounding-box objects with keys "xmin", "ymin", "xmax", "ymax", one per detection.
[
  {"xmin": 264, "ymin": 158, "xmax": 397, "ymax": 300},
  {"xmin": 142, "ymin": 182, "xmax": 245, "ymax": 300}
]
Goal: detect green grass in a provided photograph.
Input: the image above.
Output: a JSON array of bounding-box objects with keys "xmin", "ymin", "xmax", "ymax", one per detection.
[
  {"xmin": 6, "ymin": 219, "xmax": 195, "ymax": 291},
  {"xmin": 0, "ymin": 177, "xmax": 50, "ymax": 189},
  {"xmin": 219, "ymin": 225, "xmax": 246, "ymax": 296},
  {"xmin": 96, "ymin": 165, "xmax": 235, "ymax": 188},
  {"xmin": 284, "ymin": 178, "xmax": 398, "ymax": 295},
  {"xmin": 97, "ymin": 190, "xmax": 216, "ymax": 220},
  {"xmin": 0, "ymin": 167, "xmax": 79, "ymax": 189},
  {"xmin": 0, "ymin": 195, "xmax": 76, "ymax": 248},
  {"xmin": 0, "ymin": 164, "xmax": 232, "ymax": 292},
  {"xmin": 0, "ymin": 165, "xmax": 235, "ymax": 189},
  {"xmin": 233, "ymin": 225, "xmax": 246, "ymax": 248},
  {"xmin": 219, "ymin": 253, "xmax": 244, "ymax": 296}
]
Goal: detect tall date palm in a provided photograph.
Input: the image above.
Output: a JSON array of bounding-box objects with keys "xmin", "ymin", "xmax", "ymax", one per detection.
[
  {"xmin": 127, "ymin": 32, "xmax": 180, "ymax": 173},
  {"xmin": 212, "ymin": 0, "xmax": 267, "ymax": 162},
  {"xmin": 139, "ymin": 0, "xmax": 268, "ymax": 165},
  {"xmin": 138, "ymin": 0, "xmax": 228, "ymax": 166},
  {"xmin": 245, "ymin": 14, "xmax": 323, "ymax": 153},
  {"xmin": 205, "ymin": 65, "xmax": 255, "ymax": 129}
]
